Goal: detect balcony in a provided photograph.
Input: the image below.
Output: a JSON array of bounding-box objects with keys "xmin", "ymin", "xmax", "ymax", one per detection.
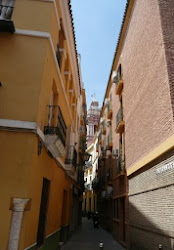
[
  {"xmin": 65, "ymin": 146, "xmax": 77, "ymax": 168},
  {"xmin": 116, "ymin": 155, "xmax": 125, "ymax": 175},
  {"xmin": 78, "ymin": 169, "xmax": 84, "ymax": 190},
  {"xmin": 102, "ymin": 121, "xmax": 106, "ymax": 135},
  {"xmin": 113, "ymin": 74, "xmax": 123, "ymax": 96},
  {"xmin": 106, "ymin": 168, "xmax": 112, "ymax": 183},
  {"xmin": 44, "ymin": 105, "xmax": 67, "ymax": 158},
  {"xmin": 106, "ymin": 133, "xmax": 113, "ymax": 150},
  {"xmin": 80, "ymin": 115, "xmax": 84, "ymax": 126},
  {"xmin": 0, "ymin": 2, "xmax": 15, "ymax": 33},
  {"xmin": 56, "ymin": 45, "xmax": 61, "ymax": 67},
  {"xmin": 115, "ymin": 108, "xmax": 124, "ymax": 134},
  {"xmin": 107, "ymin": 101, "xmax": 113, "ymax": 120},
  {"xmin": 79, "ymin": 136, "xmax": 86, "ymax": 154}
]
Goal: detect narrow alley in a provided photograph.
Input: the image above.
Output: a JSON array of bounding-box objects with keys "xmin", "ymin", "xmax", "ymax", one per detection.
[
  {"xmin": 61, "ymin": 218, "xmax": 125, "ymax": 250},
  {"xmin": 1, "ymin": 0, "xmax": 174, "ymax": 249}
]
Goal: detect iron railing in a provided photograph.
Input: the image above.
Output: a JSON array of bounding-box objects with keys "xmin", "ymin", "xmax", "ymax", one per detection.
[
  {"xmin": 65, "ymin": 146, "xmax": 77, "ymax": 168},
  {"xmin": 107, "ymin": 100, "xmax": 112, "ymax": 113},
  {"xmin": 116, "ymin": 108, "xmax": 123, "ymax": 128},
  {"xmin": 65, "ymin": 145, "xmax": 74, "ymax": 164},
  {"xmin": 44, "ymin": 105, "xmax": 67, "ymax": 146},
  {"xmin": 56, "ymin": 45, "xmax": 61, "ymax": 67},
  {"xmin": 79, "ymin": 136, "xmax": 86, "ymax": 152},
  {"xmin": 117, "ymin": 156, "xmax": 122, "ymax": 174},
  {"xmin": 0, "ymin": 4, "xmax": 14, "ymax": 20},
  {"xmin": 113, "ymin": 72, "xmax": 122, "ymax": 87}
]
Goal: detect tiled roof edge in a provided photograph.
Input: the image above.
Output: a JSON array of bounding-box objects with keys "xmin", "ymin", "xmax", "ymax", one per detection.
[
  {"xmin": 68, "ymin": 0, "xmax": 82, "ymax": 92},
  {"xmin": 100, "ymin": 0, "xmax": 130, "ymax": 117}
]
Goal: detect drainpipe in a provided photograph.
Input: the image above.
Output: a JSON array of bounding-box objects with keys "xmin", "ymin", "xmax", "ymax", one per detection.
[{"xmin": 8, "ymin": 198, "xmax": 29, "ymax": 250}]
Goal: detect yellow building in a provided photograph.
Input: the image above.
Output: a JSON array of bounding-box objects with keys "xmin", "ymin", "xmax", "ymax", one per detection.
[
  {"xmin": 83, "ymin": 137, "xmax": 98, "ymax": 214},
  {"xmin": 0, "ymin": 0, "xmax": 86, "ymax": 249}
]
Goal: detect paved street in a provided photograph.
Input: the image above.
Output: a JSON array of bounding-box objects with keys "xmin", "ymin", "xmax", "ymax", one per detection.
[{"xmin": 61, "ymin": 218, "xmax": 125, "ymax": 250}]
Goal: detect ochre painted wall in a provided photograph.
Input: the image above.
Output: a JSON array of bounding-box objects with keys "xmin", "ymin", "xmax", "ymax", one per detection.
[
  {"xmin": 22, "ymin": 136, "xmax": 72, "ymax": 249},
  {"xmin": 0, "ymin": 131, "xmax": 34, "ymax": 249},
  {"xmin": 0, "ymin": 130, "xmax": 72, "ymax": 249},
  {"xmin": 0, "ymin": 35, "xmax": 47, "ymax": 121}
]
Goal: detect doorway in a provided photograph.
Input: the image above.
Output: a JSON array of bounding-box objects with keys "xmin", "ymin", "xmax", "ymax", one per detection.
[
  {"xmin": 120, "ymin": 197, "xmax": 126, "ymax": 243},
  {"xmin": 36, "ymin": 178, "xmax": 50, "ymax": 247}
]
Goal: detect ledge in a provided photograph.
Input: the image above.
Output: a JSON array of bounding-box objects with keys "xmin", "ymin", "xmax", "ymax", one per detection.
[{"xmin": 127, "ymin": 134, "xmax": 174, "ymax": 176}]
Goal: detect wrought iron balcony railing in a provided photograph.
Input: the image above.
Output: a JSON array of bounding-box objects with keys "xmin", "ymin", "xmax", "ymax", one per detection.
[
  {"xmin": 0, "ymin": 3, "xmax": 15, "ymax": 33},
  {"xmin": 117, "ymin": 156, "xmax": 122, "ymax": 174},
  {"xmin": 116, "ymin": 108, "xmax": 123, "ymax": 126},
  {"xmin": 44, "ymin": 105, "xmax": 67, "ymax": 146},
  {"xmin": 79, "ymin": 136, "xmax": 86, "ymax": 152},
  {"xmin": 116, "ymin": 108, "xmax": 124, "ymax": 133},
  {"xmin": 0, "ymin": 4, "xmax": 13, "ymax": 20},
  {"xmin": 65, "ymin": 146, "xmax": 77, "ymax": 168},
  {"xmin": 114, "ymin": 73, "xmax": 123, "ymax": 95},
  {"xmin": 114, "ymin": 73, "xmax": 122, "ymax": 86},
  {"xmin": 107, "ymin": 100, "xmax": 113, "ymax": 119},
  {"xmin": 56, "ymin": 45, "xmax": 61, "ymax": 67}
]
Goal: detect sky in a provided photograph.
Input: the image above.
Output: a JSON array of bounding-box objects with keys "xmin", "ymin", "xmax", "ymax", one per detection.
[{"xmin": 71, "ymin": 0, "xmax": 127, "ymax": 108}]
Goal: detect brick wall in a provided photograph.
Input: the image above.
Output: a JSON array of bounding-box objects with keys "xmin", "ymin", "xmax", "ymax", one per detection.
[
  {"xmin": 129, "ymin": 150, "xmax": 174, "ymax": 249},
  {"xmin": 120, "ymin": 0, "xmax": 174, "ymax": 169},
  {"xmin": 158, "ymin": 0, "xmax": 174, "ymax": 118}
]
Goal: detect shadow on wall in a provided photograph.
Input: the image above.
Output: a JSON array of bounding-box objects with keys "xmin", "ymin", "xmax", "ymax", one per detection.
[{"xmin": 129, "ymin": 202, "xmax": 174, "ymax": 250}]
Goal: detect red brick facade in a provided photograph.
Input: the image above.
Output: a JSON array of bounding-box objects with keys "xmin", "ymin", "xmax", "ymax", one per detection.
[
  {"xmin": 122, "ymin": 0, "xmax": 174, "ymax": 170},
  {"xmin": 96, "ymin": 0, "xmax": 174, "ymax": 249}
]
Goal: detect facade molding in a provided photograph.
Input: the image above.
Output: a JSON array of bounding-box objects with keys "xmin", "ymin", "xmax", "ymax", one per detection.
[
  {"xmin": 129, "ymin": 182, "xmax": 174, "ymax": 197},
  {"xmin": 127, "ymin": 135, "xmax": 174, "ymax": 176},
  {"xmin": 59, "ymin": 0, "xmax": 80, "ymax": 98},
  {"xmin": 46, "ymin": 227, "xmax": 61, "ymax": 239},
  {"xmin": 24, "ymin": 242, "xmax": 37, "ymax": 250},
  {"xmin": 0, "ymin": 119, "xmax": 76, "ymax": 180},
  {"xmin": 15, "ymin": 29, "xmax": 50, "ymax": 38},
  {"xmin": 0, "ymin": 119, "xmax": 37, "ymax": 130}
]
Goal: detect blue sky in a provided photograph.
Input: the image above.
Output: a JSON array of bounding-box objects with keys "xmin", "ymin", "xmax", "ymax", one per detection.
[{"xmin": 71, "ymin": 0, "xmax": 127, "ymax": 108}]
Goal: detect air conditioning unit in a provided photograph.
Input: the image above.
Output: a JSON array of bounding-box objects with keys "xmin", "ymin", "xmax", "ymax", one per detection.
[{"xmin": 113, "ymin": 149, "xmax": 119, "ymax": 157}]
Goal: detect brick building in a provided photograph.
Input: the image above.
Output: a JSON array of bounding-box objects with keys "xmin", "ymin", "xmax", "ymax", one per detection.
[{"xmin": 96, "ymin": 0, "xmax": 174, "ymax": 249}]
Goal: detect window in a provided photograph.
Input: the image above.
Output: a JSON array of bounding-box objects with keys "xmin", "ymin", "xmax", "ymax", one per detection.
[
  {"xmin": 117, "ymin": 64, "xmax": 122, "ymax": 80},
  {"xmin": 0, "ymin": 0, "xmax": 15, "ymax": 20},
  {"xmin": 113, "ymin": 199, "xmax": 119, "ymax": 219},
  {"xmin": 56, "ymin": 44, "xmax": 61, "ymax": 67},
  {"xmin": 57, "ymin": 106, "xmax": 67, "ymax": 146}
]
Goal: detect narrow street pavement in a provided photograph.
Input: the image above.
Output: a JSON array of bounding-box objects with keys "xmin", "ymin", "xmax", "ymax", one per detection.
[{"xmin": 61, "ymin": 218, "xmax": 125, "ymax": 250}]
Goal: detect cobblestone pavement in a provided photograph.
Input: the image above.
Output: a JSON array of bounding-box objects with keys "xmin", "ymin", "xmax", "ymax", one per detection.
[{"xmin": 61, "ymin": 217, "xmax": 125, "ymax": 250}]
